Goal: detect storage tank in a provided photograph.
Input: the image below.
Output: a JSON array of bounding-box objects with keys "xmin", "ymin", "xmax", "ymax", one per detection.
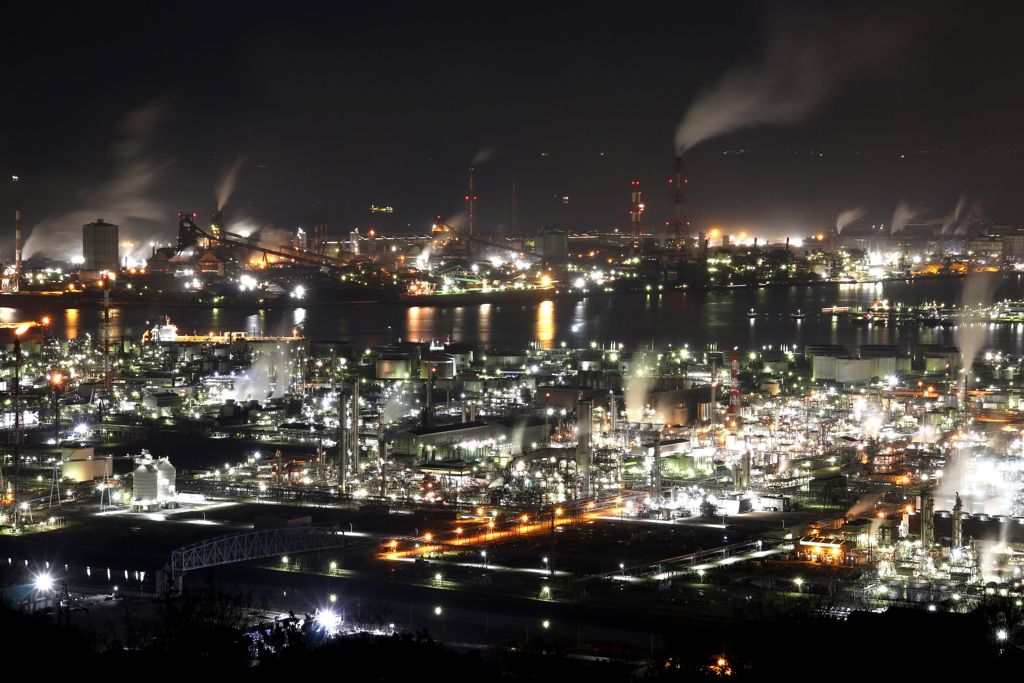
[
  {"xmin": 156, "ymin": 458, "xmax": 176, "ymax": 503},
  {"xmin": 376, "ymin": 355, "xmax": 413, "ymax": 379},
  {"xmin": 812, "ymin": 356, "xmax": 837, "ymax": 381},
  {"xmin": 835, "ymin": 358, "xmax": 872, "ymax": 384},
  {"xmin": 62, "ymin": 456, "xmax": 111, "ymax": 482},
  {"xmin": 133, "ymin": 461, "xmax": 158, "ymax": 508}
]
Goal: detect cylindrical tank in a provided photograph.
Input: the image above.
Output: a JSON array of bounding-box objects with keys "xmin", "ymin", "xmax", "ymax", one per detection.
[
  {"xmin": 156, "ymin": 458, "xmax": 176, "ymax": 502},
  {"xmin": 134, "ymin": 461, "xmax": 158, "ymax": 505}
]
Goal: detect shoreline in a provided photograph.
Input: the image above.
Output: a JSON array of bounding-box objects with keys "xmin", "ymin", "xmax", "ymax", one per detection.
[{"xmin": 0, "ymin": 271, "xmax": 976, "ymax": 310}]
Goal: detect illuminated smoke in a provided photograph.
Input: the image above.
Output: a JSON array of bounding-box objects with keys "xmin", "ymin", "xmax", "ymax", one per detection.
[
  {"xmin": 889, "ymin": 199, "xmax": 921, "ymax": 235},
  {"xmin": 216, "ymin": 158, "xmax": 244, "ymax": 211},
  {"xmin": 624, "ymin": 375, "xmax": 648, "ymax": 424},
  {"xmin": 623, "ymin": 353, "xmax": 654, "ymax": 423},
  {"xmin": 23, "ymin": 98, "xmax": 173, "ymax": 261},
  {"xmin": 846, "ymin": 492, "xmax": 881, "ymax": 519},
  {"xmin": 674, "ymin": 8, "xmax": 900, "ymax": 153},
  {"xmin": 835, "ymin": 206, "xmax": 866, "ymax": 235}
]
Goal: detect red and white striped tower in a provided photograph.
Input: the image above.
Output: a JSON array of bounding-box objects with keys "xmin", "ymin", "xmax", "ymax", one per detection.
[
  {"xmin": 729, "ymin": 346, "xmax": 740, "ymax": 414},
  {"xmin": 629, "ymin": 181, "xmax": 642, "ymax": 258},
  {"xmin": 14, "ymin": 201, "xmax": 21, "ymax": 292}
]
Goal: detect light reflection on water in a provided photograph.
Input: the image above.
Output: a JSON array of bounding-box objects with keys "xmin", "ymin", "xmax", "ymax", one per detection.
[
  {"xmin": 3, "ymin": 275, "xmax": 1024, "ymax": 354},
  {"xmin": 535, "ymin": 300, "xmax": 555, "ymax": 349}
]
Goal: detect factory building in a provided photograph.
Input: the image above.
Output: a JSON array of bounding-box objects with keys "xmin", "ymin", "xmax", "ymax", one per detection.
[{"xmin": 82, "ymin": 218, "xmax": 119, "ymax": 276}]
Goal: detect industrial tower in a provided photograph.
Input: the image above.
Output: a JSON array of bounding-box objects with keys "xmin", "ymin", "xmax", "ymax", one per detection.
[
  {"xmin": 466, "ymin": 167, "xmax": 478, "ymax": 240},
  {"xmin": 629, "ymin": 181, "xmax": 642, "ymax": 258},
  {"xmin": 671, "ymin": 156, "xmax": 689, "ymax": 254},
  {"xmin": 728, "ymin": 346, "xmax": 740, "ymax": 414}
]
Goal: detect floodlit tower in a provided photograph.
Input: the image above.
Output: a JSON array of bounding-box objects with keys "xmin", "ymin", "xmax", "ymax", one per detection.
[
  {"xmin": 629, "ymin": 181, "xmax": 642, "ymax": 258},
  {"xmin": 210, "ymin": 211, "xmax": 224, "ymax": 244},
  {"xmin": 728, "ymin": 346, "xmax": 740, "ymax": 414}
]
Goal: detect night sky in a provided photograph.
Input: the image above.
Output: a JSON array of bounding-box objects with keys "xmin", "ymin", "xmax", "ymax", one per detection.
[{"xmin": 3, "ymin": 1, "xmax": 1024, "ymax": 262}]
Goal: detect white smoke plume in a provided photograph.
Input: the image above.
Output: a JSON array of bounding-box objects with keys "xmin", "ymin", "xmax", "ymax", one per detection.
[
  {"xmin": 675, "ymin": 8, "xmax": 900, "ymax": 153},
  {"xmin": 23, "ymin": 98, "xmax": 174, "ymax": 262},
  {"xmin": 439, "ymin": 211, "xmax": 470, "ymax": 232},
  {"xmin": 835, "ymin": 206, "xmax": 867, "ymax": 235},
  {"xmin": 471, "ymin": 148, "xmax": 495, "ymax": 166},
  {"xmin": 216, "ymin": 158, "xmax": 244, "ymax": 211},
  {"xmin": 956, "ymin": 272, "xmax": 997, "ymax": 394},
  {"xmin": 889, "ymin": 199, "xmax": 921, "ymax": 235},
  {"xmin": 954, "ymin": 193, "xmax": 968, "ymax": 222},
  {"xmin": 941, "ymin": 193, "xmax": 969, "ymax": 234},
  {"xmin": 258, "ymin": 225, "xmax": 298, "ymax": 251}
]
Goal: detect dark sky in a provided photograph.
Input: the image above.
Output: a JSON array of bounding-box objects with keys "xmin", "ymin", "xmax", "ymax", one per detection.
[{"xmin": 3, "ymin": 1, "xmax": 1024, "ymax": 261}]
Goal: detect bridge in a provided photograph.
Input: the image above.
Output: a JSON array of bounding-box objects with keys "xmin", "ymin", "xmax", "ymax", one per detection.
[{"xmin": 171, "ymin": 526, "xmax": 347, "ymax": 575}]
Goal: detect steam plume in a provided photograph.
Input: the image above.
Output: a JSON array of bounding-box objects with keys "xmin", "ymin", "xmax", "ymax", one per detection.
[
  {"xmin": 835, "ymin": 206, "xmax": 866, "ymax": 235},
  {"xmin": 956, "ymin": 272, "xmax": 997, "ymax": 395},
  {"xmin": 889, "ymin": 199, "xmax": 920, "ymax": 235},
  {"xmin": 471, "ymin": 148, "xmax": 495, "ymax": 166},
  {"xmin": 216, "ymin": 158, "xmax": 244, "ymax": 211},
  {"xmin": 954, "ymin": 193, "xmax": 968, "ymax": 222},
  {"xmin": 23, "ymin": 98, "xmax": 173, "ymax": 262},
  {"xmin": 675, "ymin": 8, "xmax": 900, "ymax": 154},
  {"xmin": 941, "ymin": 193, "xmax": 969, "ymax": 234}
]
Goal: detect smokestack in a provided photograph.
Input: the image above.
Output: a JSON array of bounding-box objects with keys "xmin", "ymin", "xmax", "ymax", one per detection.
[
  {"xmin": 576, "ymin": 397, "xmax": 593, "ymax": 497},
  {"xmin": 102, "ymin": 273, "xmax": 111, "ymax": 390},
  {"xmin": 729, "ymin": 346, "xmax": 740, "ymax": 414},
  {"xmin": 920, "ymin": 487, "xmax": 934, "ymax": 550},
  {"xmin": 14, "ymin": 201, "xmax": 21, "ymax": 293},
  {"xmin": 629, "ymin": 181, "xmax": 642, "ymax": 258},
  {"xmin": 651, "ymin": 429, "xmax": 662, "ymax": 502},
  {"xmin": 672, "ymin": 156, "xmax": 688, "ymax": 255},
  {"xmin": 952, "ymin": 492, "xmax": 963, "ymax": 549},
  {"xmin": 466, "ymin": 168, "xmax": 478, "ymax": 240}
]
